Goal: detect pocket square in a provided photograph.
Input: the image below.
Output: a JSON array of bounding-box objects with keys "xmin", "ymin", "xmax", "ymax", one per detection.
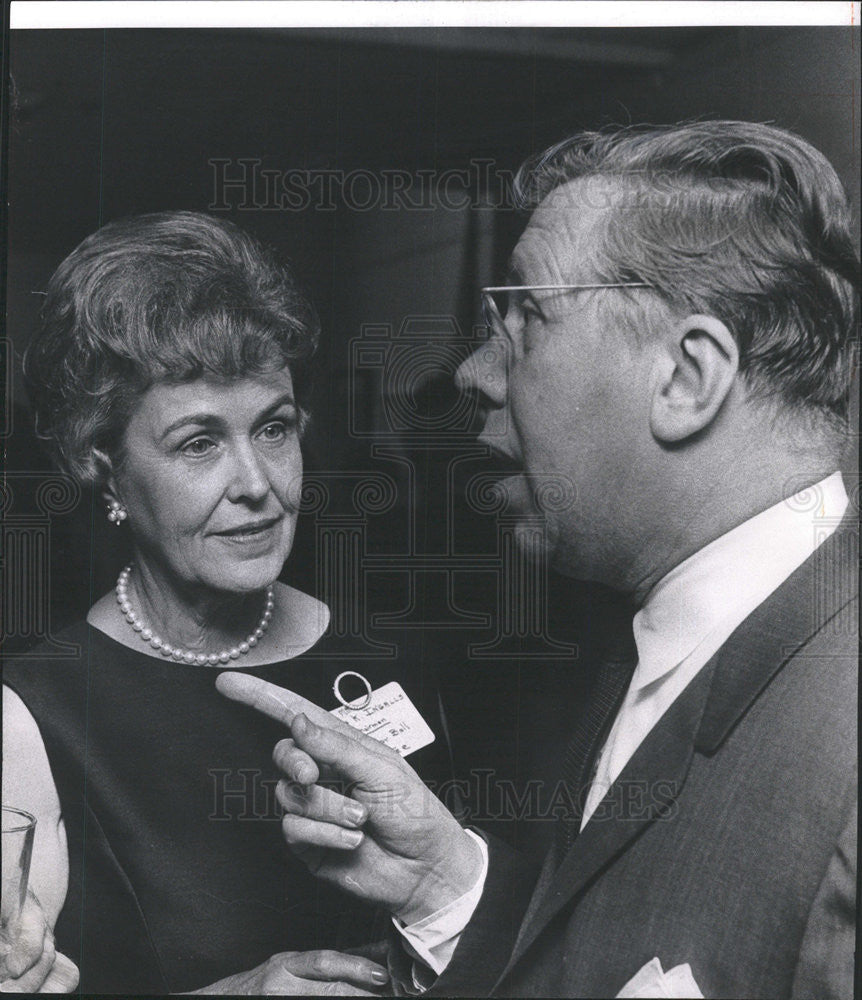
[{"xmin": 616, "ymin": 957, "xmax": 704, "ymax": 998}]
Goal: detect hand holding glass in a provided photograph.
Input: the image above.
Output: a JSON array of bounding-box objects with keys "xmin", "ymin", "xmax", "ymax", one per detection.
[{"xmin": 1, "ymin": 807, "xmax": 36, "ymax": 981}]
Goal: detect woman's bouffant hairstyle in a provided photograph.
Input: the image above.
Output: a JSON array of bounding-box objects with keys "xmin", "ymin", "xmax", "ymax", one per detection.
[
  {"xmin": 24, "ymin": 211, "xmax": 320, "ymax": 484},
  {"xmin": 514, "ymin": 120, "xmax": 860, "ymax": 434}
]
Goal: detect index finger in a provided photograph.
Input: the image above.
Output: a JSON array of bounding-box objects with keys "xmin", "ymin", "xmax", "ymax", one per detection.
[{"xmin": 215, "ymin": 673, "xmax": 358, "ymax": 741}]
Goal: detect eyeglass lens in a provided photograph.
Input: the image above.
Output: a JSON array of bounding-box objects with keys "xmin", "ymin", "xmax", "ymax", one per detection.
[{"xmin": 482, "ymin": 290, "xmax": 519, "ymax": 333}]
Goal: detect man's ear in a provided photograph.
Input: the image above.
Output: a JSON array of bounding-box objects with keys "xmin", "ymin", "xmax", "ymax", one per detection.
[{"xmin": 649, "ymin": 314, "xmax": 739, "ymax": 443}]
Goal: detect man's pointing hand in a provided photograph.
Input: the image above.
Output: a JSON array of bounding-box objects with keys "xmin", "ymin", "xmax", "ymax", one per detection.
[{"xmin": 216, "ymin": 672, "xmax": 482, "ymax": 924}]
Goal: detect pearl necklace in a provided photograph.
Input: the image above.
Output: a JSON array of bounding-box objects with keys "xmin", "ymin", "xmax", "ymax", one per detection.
[{"xmin": 116, "ymin": 564, "xmax": 274, "ymax": 665}]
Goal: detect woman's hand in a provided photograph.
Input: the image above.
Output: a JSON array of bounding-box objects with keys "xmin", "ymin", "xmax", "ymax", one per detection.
[
  {"xmin": 216, "ymin": 673, "xmax": 483, "ymax": 925},
  {"xmin": 189, "ymin": 950, "xmax": 390, "ymax": 995},
  {"xmin": 0, "ymin": 891, "xmax": 79, "ymax": 993}
]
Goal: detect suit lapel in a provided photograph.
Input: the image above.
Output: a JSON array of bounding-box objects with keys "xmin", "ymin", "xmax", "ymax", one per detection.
[
  {"xmin": 509, "ymin": 842, "xmax": 559, "ymax": 957},
  {"xmin": 501, "ymin": 657, "xmax": 717, "ymax": 979},
  {"xmin": 498, "ymin": 510, "xmax": 857, "ymax": 988},
  {"xmin": 695, "ymin": 513, "xmax": 857, "ymax": 752}
]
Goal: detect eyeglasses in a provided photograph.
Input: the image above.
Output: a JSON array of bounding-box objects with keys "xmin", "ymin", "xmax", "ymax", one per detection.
[{"xmin": 481, "ymin": 283, "xmax": 652, "ymax": 333}]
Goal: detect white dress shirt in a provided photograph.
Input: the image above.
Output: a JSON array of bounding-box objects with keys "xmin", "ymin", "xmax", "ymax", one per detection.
[{"xmin": 397, "ymin": 472, "xmax": 849, "ymax": 979}]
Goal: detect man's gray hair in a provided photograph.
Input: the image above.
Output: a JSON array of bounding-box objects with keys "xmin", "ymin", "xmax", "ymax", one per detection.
[{"xmin": 514, "ymin": 121, "xmax": 859, "ymax": 432}]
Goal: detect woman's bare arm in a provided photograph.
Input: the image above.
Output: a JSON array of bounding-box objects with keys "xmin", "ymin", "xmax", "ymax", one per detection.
[{"xmin": 2, "ymin": 686, "xmax": 69, "ymax": 926}]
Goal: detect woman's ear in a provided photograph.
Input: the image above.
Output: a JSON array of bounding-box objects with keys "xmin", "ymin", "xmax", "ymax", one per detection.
[
  {"xmin": 93, "ymin": 448, "xmax": 120, "ymax": 504},
  {"xmin": 649, "ymin": 314, "xmax": 739, "ymax": 443},
  {"xmin": 95, "ymin": 449, "xmax": 130, "ymax": 525}
]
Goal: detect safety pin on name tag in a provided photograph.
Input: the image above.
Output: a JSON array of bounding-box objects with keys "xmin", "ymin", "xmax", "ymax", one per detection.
[{"xmin": 330, "ymin": 671, "xmax": 435, "ymax": 757}]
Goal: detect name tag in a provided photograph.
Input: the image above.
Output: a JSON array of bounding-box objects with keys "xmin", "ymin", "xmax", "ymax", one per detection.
[{"xmin": 330, "ymin": 681, "xmax": 435, "ymax": 757}]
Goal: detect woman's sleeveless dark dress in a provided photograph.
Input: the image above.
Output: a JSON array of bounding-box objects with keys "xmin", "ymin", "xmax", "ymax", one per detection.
[{"xmin": 4, "ymin": 621, "xmax": 451, "ymax": 993}]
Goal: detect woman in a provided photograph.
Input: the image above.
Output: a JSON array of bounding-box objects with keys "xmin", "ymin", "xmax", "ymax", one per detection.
[{"xmin": 2, "ymin": 212, "xmax": 444, "ymax": 993}]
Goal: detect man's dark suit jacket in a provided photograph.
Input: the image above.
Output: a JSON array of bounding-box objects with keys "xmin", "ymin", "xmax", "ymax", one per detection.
[{"xmin": 397, "ymin": 514, "xmax": 857, "ymax": 998}]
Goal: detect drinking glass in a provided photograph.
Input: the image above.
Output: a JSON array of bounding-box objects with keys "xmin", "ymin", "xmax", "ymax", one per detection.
[{"xmin": 1, "ymin": 806, "xmax": 36, "ymax": 981}]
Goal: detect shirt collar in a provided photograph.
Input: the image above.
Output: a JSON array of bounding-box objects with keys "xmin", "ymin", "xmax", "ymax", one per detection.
[{"xmin": 631, "ymin": 472, "xmax": 849, "ymax": 691}]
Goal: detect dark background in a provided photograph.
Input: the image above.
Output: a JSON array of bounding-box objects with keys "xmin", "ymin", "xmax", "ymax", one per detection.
[{"xmin": 3, "ymin": 26, "xmax": 860, "ymax": 844}]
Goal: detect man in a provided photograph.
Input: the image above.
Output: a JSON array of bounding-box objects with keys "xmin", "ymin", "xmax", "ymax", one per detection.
[{"xmin": 219, "ymin": 121, "xmax": 858, "ymax": 998}]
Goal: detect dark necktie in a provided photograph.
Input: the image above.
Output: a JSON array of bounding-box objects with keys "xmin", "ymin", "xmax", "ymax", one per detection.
[{"xmin": 554, "ymin": 615, "xmax": 638, "ymax": 861}]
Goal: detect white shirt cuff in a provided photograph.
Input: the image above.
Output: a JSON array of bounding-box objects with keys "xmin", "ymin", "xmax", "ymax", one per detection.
[{"xmin": 392, "ymin": 829, "xmax": 489, "ymax": 985}]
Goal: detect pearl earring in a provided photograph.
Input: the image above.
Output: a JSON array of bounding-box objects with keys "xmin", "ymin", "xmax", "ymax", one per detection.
[{"xmin": 107, "ymin": 499, "xmax": 128, "ymax": 524}]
